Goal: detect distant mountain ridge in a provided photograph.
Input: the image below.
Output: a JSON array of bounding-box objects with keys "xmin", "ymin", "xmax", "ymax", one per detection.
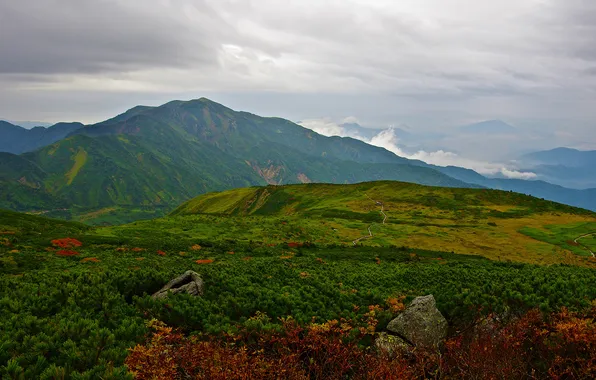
[
  {"xmin": 517, "ymin": 147, "xmax": 596, "ymax": 189},
  {"xmin": 0, "ymin": 120, "xmax": 84, "ymax": 154},
  {"xmin": 1, "ymin": 99, "xmax": 595, "ymax": 224},
  {"xmin": 1, "ymin": 119, "xmax": 53, "ymax": 129}
]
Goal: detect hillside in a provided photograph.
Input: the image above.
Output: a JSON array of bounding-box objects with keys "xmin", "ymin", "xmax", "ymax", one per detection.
[
  {"xmin": 2, "ymin": 98, "xmax": 596, "ymax": 225},
  {"xmin": 0, "ymin": 99, "xmax": 471, "ymax": 223},
  {"xmin": 2, "ymin": 183, "xmax": 596, "ymax": 377},
  {"xmin": 100, "ymin": 181, "xmax": 596, "ymax": 266}
]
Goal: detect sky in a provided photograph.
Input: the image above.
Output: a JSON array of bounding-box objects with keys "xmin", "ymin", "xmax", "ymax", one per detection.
[{"xmin": 1, "ymin": 0, "xmax": 595, "ymax": 172}]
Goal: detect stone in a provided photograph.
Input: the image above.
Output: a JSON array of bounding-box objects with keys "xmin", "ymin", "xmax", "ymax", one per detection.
[
  {"xmin": 152, "ymin": 270, "xmax": 204, "ymax": 299},
  {"xmin": 385, "ymin": 295, "xmax": 448, "ymax": 349}
]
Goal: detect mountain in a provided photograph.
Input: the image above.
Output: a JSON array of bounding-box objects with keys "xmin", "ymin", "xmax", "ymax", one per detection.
[
  {"xmin": 0, "ymin": 120, "xmax": 84, "ymax": 154},
  {"xmin": 428, "ymin": 164, "xmax": 596, "ymax": 211},
  {"xmin": 459, "ymin": 120, "xmax": 517, "ymax": 134},
  {"xmin": 2, "ymin": 98, "xmax": 596, "ymax": 224},
  {"xmin": 517, "ymin": 148, "xmax": 596, "ymax": 189},
  {"xmin": 169, "ymin": 181, "xmax": 596, "ymax": 263},
  {"xmin": 521, "ymin": 147, "xmax": 596, "ymax": 167},
  {"xmin": 1, "ymin": 119, "xmax": 53, "ymax": 129},
  {"xmin": 0, "ymin": 98, "xmax": 471, "ymax": 223}
]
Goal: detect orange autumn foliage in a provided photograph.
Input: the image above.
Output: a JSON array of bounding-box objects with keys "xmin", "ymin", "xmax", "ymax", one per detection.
[
  {"xmin": 127, "ymin": 306, "xmax": 596, "ymax": 380},
  {"xmin": 195, "ymin": 259, "xmax": 214, "ymax": 264},
  {"xmin": 132, "ymin": 247, "xmax": 145, "ymax": 252},
  {"xmin": 190, "ymin": 244, "xmax": 202, "ymax": 251},
  {"xmin": 51, "ymin": 238, "xmax": 82, "ymax": 249},
  {"xmin": 126, "ymin": 318, "xmax": 421, "ymax": 380},
  {"xmin": 157, "ymin": 250, "xmax": 166, "ymax": 256}
]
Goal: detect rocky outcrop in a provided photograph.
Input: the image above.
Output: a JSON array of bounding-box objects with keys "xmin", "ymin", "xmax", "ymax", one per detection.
[
  {"xmin": 376, "ymin": 295, "xmax": 448, "ymax": 355},
  {"xmin": 152, "ymin": 270, "xmax": 204, "ymax": 299}
]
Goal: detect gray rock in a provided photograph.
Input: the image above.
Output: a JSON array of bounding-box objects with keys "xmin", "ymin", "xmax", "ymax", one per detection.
[
  {"xmin": 152, "ymin": 270, "xmax": 204, "ymax": 299},
  {"xmin": 386, "ymin": 295, "xmax": 447, "ymax": 349}
]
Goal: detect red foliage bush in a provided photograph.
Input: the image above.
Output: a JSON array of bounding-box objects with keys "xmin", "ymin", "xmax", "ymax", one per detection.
[
  {"xmin": 195, "ymin": 259, "xmax": 214, "ymax": 264},
  {"xmin": 51, "ymin": 238, "xmax": 82, "ymax": 248},
  {"xmin": 157, "ymin": 250, "xmax": 166, "ymax": 256},
  {"xmin": 126, "ymin": 319, "xmax": 426, "ymax": 380},
  {"xmin": 56, "ymin": 250, "xmax": 79, "ymax": 257},
  {"xmin": 126, "ymin": 306, "xmax": 596, "ymax": 380}
]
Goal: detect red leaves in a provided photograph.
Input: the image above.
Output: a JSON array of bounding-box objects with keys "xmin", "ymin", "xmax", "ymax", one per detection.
[
  {"xmin": 157, "ymin": 250, "xmax": 166, "ymax": 256},
  {"xmin": 51, "ymin": 238, "xmax": 82, "ymax": 249},
  {"xmin": 126, "ymin": 318, "xmax": 419, "ymax": 380},
  {"xmin": 195, "ymin": 259, "xmax": 214, "ymax": 264},
  {"xmin": 126, "ymin": 306, "xmax": 596, "ymax": 379},
  {"xmin": 52, "ymin": 239, "xmax": 82, "ymax": 257}
]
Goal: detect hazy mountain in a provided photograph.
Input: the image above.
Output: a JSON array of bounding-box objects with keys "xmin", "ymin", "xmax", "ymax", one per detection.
[
  {"xmin": 515, "ymin": 147, "xmax": 596, "ymax": 189},
  {"xmin": 521, "ymin": 147, "xmax": 596, "ymax": 167},
  {"xmin": 0, "ymin": 121, "xmax": 84, "ymax": 154},
  {"xmin": 1, "ymin": 119, "xmax": 53, "ymax": 129}
]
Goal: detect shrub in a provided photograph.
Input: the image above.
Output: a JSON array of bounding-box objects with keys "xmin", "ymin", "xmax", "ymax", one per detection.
[{"xmin": 51, "ymin": 238, "xmax": 83, "ymax": 249}]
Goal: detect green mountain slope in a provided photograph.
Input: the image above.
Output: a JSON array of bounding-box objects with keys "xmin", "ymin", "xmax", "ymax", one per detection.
[
  {"xmin": 0, "ymin": 99, "xmax": 472, "ymax": 223},
  {"xmin": 109, "ymin": 181, "xmax": 596, "ymax": 266},
  {"xmin": 2, "ymin": 97, "xmax": 596, "ymax": 224}
]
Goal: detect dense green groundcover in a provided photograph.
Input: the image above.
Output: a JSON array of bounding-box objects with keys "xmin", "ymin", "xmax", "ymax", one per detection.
[
  {"xmin": 2, "ymin": 242, "xmax": 596, "ymax": 378},
  {"xmin": 1, "ymin": 209, "xmax": 596, "ymax": 378}
]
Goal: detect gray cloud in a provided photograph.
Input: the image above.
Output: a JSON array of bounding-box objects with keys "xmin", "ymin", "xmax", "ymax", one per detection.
[
  {"xmin": 0, "ymin": 0, "xmax": 223, "ymax": 75},
  {"xmin": 0, "ymin": 0, "xmax": 595, "ymax": 157}
]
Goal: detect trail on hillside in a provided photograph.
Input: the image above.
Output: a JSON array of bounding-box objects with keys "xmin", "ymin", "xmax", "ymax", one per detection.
[
  {"xmin": 352, "ymin": 195, "xmax": 387, "ymax": 245},
  {"xmin": 573, "ymin": 233, "xmax": 596, "ymax": 258}
]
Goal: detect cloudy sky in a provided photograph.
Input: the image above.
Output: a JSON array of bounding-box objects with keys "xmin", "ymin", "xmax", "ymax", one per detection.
[{"xmin": 1, "ymin": 0, "xmax": 595, "ymax": 169}]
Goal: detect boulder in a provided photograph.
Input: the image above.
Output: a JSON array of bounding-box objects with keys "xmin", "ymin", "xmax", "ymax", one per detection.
[
  {"xmin": 152, "ymin": 270, "xmax": 204, "ymax": 299},
  {"xmin": 385, "ymin": 295, "xmax": 447, "ymax": 349}
]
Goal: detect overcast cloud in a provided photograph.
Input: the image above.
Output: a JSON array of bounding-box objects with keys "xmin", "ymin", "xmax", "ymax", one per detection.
[{"xmin": 1, "ymin": 0, "xmax": 595, "ymax": 160}]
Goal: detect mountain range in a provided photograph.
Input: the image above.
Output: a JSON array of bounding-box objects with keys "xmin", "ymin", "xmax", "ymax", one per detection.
[
  {"xmin": 516, "ymin": 147, "xmax": 596, "ymax": 189},
  {"xmin": 1, "ymin": 98, "xmax": 595, "ymax": 224}
]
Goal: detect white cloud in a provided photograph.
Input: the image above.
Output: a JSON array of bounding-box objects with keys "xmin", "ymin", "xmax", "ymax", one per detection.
[
  {"xmin": 298, "ymin": 118, "xmax": 359, "ymax": 138},
  {"xmin": 300, "ymin": 119, "xmax": 537, "ymax": 180}
]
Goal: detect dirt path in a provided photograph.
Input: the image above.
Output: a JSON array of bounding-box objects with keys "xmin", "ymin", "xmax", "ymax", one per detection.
[
  {"xmin": 573, "ymin": 233, "xmax": 596, "ymax": 258},
  {"xmin": 352, "ymin": 195, "xmax": 387, "ymax": 245}
]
